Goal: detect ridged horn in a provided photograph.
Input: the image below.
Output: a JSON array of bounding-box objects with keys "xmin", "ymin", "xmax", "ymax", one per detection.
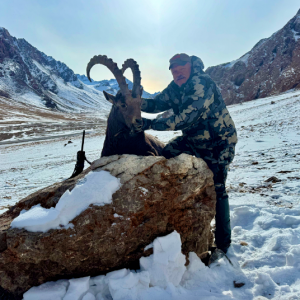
[
  {"xmin": 121, "ymin": 59, "xmax": 141, "ymax": 98},
  {"xmin": 86, "ymin": 55, "xmax": 129, "ymax": 96}
]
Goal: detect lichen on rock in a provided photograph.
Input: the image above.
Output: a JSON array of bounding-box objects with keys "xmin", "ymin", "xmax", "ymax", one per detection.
[{"xmin": 0, "ymin": 154, "xmax": 216, "ymax": 299}]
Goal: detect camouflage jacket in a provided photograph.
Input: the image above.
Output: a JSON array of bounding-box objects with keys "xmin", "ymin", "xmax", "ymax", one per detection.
[{"xmin": 141, "ymin": 56, "xmax": 237, "ymax": 146}]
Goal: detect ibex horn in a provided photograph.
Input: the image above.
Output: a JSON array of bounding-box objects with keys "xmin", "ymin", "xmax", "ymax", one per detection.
[
  {"xmin": 86, "ymin": 55, "xmax": 129, "ymax": 96},
  {"xmin": 121, "ymin": 59, "xmax": 141, "ymax": 98}
]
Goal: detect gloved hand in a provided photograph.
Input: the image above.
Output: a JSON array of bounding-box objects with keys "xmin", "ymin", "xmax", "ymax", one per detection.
[{"xmin": 142, "ymin": 118, "xmax": 152, "ymax": 131}]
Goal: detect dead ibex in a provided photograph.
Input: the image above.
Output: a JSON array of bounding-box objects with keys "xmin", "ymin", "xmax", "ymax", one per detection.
[{"xmin": 86, "ymin": 55, "xmax": 164, "ymax": 157}]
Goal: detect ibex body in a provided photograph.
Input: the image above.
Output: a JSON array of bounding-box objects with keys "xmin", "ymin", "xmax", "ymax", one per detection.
[{"xmin": 86, "ymin": 55, "xmax": 164, "ymax": 157}]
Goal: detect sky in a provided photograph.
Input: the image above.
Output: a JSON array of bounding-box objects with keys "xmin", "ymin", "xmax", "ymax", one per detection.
[{"xmin": 0, "ymin": 0, "xmax": 299, "ymax": 93}]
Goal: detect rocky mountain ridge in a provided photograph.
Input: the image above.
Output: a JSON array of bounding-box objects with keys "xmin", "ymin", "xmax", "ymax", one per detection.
[
  {"xmin": 206, "ymin": 9, "xmax": 300, "ymax": 105},
  {"xmin": 0, "ymin": 27, "xmax": 157, "ymax": 113}
]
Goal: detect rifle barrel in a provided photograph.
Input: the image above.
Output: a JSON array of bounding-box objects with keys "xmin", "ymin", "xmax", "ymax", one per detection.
[{"xmin": 81, "ymin": 130, "xmax": 85, "ymax": 151}]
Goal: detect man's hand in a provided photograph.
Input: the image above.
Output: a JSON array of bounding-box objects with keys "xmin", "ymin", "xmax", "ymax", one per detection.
[{"xmin": 142, "ymin": 118, "xmax": 152, "ymax": 131}]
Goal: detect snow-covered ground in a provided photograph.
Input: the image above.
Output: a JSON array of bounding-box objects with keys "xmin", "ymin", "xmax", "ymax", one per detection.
[
  {"xmin": 0, "ymin": 95, "xmax": 108, "ymax": 145},
  {"xmin": 1, "ymin": 89, "xmax": 300, "ymax": 299}
]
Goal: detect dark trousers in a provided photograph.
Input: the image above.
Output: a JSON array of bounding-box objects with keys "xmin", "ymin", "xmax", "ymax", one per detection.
[{"xmin": 161, "ymin": 135, "xmax": 235, "ymax": 250}]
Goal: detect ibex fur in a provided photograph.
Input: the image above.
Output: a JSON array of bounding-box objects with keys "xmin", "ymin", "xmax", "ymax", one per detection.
[{"xmin": 86, "ymin": 55, "xmax": 164, "ymax": 157}]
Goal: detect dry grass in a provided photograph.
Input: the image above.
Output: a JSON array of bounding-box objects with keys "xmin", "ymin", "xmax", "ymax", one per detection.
[{"xmin": 0, "ymin": 96, "xmax": 106, "ymax": 142}]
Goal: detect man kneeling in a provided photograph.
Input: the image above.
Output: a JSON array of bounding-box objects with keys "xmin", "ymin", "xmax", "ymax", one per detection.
[{"xmin": 141, "ymin": 53, "xmax": 237, "ymax": 257}]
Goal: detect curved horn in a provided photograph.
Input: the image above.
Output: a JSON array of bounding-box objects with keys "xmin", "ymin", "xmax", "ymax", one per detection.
[
  {"xmin": 86, "ymin": 55, "xmax": 129, "ymax": 96},
  {"xmin": 121, "ymin": 59, "xmax": 141, "ymax": 98}
]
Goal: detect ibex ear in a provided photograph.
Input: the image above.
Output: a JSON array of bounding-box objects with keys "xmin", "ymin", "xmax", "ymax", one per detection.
[
  {"xmin": 103, "ymin": 91, "xmax": 115, "ymax": 104},
  {"xmin": 140, "ymin": 87, "xmax": 143, "ymax": 96}
]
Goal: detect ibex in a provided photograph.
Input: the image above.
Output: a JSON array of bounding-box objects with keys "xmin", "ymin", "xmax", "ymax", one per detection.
[{"xmin": 86, "ymin": 55, "xmax": 164, "ymax": 157}]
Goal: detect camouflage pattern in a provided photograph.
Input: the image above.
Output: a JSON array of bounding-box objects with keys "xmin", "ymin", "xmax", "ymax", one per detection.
[
  {"xmin": 141, "ymin": 56, "xmax": 237, "ymax": 146},
  {"xmin": 141, "ymin": 56, "xmax": 237, "ymax": 250}
]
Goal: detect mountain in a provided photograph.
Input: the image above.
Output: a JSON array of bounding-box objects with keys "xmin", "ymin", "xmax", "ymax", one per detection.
[
  {"xmin": 0, "ymin": 28, "xmax": 159, "ymax": 143},
  {"xmin": 206, "ymin": 9, "xmax": 300, "ymax": 105},
  {"xmin": 0, "ymin": 27, "xmax": 157, "ymax": 114},
  {"xmin": 76, "ymin": 74, "xmax": 160, "ymax": 99}
]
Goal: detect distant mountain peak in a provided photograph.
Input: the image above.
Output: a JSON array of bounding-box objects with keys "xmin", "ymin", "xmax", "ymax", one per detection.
[
  {"xmin": 0, "ymin": 27, "xmax": 10, "ymax": 38},
  {"xmin": 76, "ymin": 74, "xmax": 158, "ymax": 99}
]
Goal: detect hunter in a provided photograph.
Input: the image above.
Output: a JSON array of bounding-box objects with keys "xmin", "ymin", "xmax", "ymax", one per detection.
[{"xmin": 141, "ymin": 53, "xmax": 237, "ymax": 258}]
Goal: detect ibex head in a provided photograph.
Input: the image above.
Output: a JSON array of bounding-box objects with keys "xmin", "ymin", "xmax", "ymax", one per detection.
[{"xmin": 86, "ymin": 55, "xmax": 144, "ymax": 136}]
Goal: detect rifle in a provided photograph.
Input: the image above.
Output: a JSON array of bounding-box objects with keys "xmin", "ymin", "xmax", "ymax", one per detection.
[{"xmin": 69, "ymin": 130, "xmax": 91, "ymax": 179}]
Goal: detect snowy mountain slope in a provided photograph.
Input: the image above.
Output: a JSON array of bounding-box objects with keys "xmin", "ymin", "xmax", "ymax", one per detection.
[
  {"xmin": 0, "ymin": 28, "xmax": 110, "ymax": 113},
  {"xmin": 0, "ymin": 95, "xmax": 107, "ymax": 144},
  {"xmin": 0, "ymin": 27, "xmax": 160, "ymax": 144},
  {"xmin": 1, "ymin": 89, "xmax": 300, "ymax": 299},
  {"xmin": 76, "ymin": 74, "xmax": 159, "ymax": 99},
  {"xmin": 206, "ymin": 9, "xmax": 300, "ymax": 105},
  {"xmin": 0, "ymin": 28, "xmax": 158, "ymax": 114}
]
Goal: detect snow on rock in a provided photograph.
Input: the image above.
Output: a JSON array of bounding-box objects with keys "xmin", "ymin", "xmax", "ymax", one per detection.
[
  {"xmin": 10, "ymin": 170, "xmax": 121, "ymax": 232},
  {"xmin": 225, "ymin": 53, "xmax": 250, "ymax": 69},
  {"xmin": 138, "ymin": 187, "xmax": 148, "ymax": 195},
  {"xmin": 0, "ymin": 153, "xmax": 215, "ymax": 298}
]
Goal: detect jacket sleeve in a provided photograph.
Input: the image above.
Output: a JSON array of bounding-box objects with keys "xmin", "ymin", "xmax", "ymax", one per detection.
[
  {"xmin": 150, "ymin": 77, "xmax": 213, "ymax": 131},
  {"xmin": 141, "ymin": 87, "xmax": 172, "ymax": 113}
]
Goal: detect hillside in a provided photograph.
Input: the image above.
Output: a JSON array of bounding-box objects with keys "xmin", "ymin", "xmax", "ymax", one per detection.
[{"xmin": 206, "ymin": 9, "xmax": 300, "ymax": 105}]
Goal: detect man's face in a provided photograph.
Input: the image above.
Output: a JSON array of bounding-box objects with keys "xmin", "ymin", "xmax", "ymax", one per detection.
[{"xmin": 171, "ymin": 62, "xmax": 192, "ymax": 87}]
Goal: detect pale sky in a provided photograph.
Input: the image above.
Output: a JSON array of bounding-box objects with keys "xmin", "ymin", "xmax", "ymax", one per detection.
[{"xmin": 0, "ymin": 0, "xmax": 299, "ymax": 93}]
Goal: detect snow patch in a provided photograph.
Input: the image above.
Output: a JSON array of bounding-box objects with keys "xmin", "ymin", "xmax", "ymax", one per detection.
[
  {"xmin": 225, "ymin": 53, "xmax": 250, "ymax": 69},
  {"xmin": 63, "ymin": 277, "xmax": 90, "ymax": 300},
  {"xmin": 140, "ymin": 231, "xmax": 186, "ymax": 288},
  {"xmin": 286, "ymin": 245, "xmax": 300, "ymax": 267},
  {"xmin": 11, "ymin": 171, "xmax": 121, "ymax": 232},
  {"xmin": 22, "ymin": 280, "xmax": 68, "ymax": 300},
  {"xmin": 139, "ymin": 187, "xmax": 148, "ymax": 195},
  {"xmin": 23, "ymin": 230, "xmax": 252, "ymax": 299},
  {"xmin": 292, "ymin": 29, "xmax": 300, "ymax": 41},
  {"xmin": 32, "ymin": 60, "xmax": 51, "ymax": 76}
]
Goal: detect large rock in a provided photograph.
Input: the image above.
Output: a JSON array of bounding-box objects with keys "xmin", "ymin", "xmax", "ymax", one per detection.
[{"xmin": 0, "ymin": 154, "xmax": 216, "ymax": 299}]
